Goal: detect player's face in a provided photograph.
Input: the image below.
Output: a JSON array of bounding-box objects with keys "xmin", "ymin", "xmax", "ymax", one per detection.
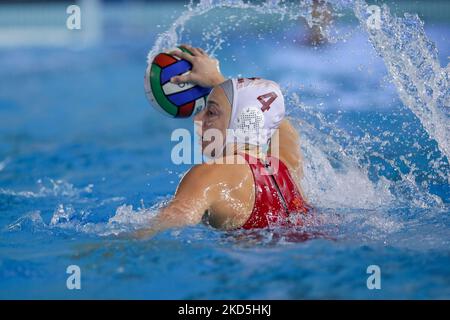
[{"xmin": 194, "ymin": 87, "xmax": 231, "ymax": 157}]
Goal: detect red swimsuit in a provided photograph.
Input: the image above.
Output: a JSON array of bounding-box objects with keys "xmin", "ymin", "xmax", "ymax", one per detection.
[{"xmin": 241, "ymin": 153, "xmax": 310, "ymax": 229}]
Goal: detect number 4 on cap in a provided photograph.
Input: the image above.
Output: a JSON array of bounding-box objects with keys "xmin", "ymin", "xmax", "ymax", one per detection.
[{"xmin": 257, "ymin": 92, "xmax": 278, "ymax": 112}]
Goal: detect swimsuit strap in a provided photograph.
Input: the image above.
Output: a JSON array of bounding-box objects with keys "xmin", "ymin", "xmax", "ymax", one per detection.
[{"xmin": 239, "ymin": 152, "xmax": 310, "ymax": 229}]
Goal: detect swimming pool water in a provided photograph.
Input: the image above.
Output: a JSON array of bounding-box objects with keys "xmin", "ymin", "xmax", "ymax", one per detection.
[{"xmin": 0, "ymin": 1, "xmax": 449, "ymax": 299}]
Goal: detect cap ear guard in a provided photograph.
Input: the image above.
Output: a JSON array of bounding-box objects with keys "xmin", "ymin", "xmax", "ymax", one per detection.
[{"xmin": 217, "ymin": 79, "xmax": 234, "ymax": 107}]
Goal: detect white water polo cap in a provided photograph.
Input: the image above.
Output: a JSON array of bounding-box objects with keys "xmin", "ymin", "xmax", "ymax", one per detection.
[{"xmin": 218, "ymin": 78, "xmax": 285, "ymax": 146}]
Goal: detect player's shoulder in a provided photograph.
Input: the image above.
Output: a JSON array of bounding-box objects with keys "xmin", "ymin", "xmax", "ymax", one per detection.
[{"xmin": 183, "ymin": 156, "xmax": 248, "ymax": 182}]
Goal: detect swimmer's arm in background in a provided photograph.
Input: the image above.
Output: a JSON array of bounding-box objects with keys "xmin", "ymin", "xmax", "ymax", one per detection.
[
  {"xmin": 133, "ymin": 164, "xmax": 215, "ymax": 239},
  {"xmin": 169, "ymin": 44, "xmax": 226, "ymax": 87}
]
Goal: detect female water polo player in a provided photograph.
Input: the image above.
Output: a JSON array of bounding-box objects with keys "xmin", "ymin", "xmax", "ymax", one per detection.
[{"xmin": 136, "ymin": 45, "xmax": 310, "ymax": 238}]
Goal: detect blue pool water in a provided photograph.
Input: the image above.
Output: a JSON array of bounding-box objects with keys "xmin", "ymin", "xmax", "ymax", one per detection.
[{"xmin": 0, "ymin": 1, "xmax": 449, "ymax": 299}]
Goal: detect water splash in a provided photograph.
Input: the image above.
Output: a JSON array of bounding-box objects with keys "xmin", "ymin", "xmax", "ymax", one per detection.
[
  {"xmin": 147, "ymin": 0, "xmax": 319, "ymax": 62},
  {"xmin": 5, "ymin": 202, "xmax": 160, "ymax": 237},
  {"xmin": 354, "ymin": 1, "xmax": 450, "ymax": 161},
  {"xmin": 288, "ymin": 90, "xmax": 446, "ymax": 209}
]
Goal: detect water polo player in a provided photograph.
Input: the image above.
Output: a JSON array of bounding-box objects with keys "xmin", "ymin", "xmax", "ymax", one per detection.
[{"xmin": 136, "ymin": 44, "xmax": 310, "ymax": 238}]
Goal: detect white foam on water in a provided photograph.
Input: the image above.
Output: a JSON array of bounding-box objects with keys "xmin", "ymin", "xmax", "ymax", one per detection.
[
  {"xmin": 0, "ymin": 178, "xmax": 93, "ymax": 199},
  {"xmin": 5, "ymin": 201, "xmax": 163, "ymax": 237},
  {"xmin": 300, "ymin": 134, "xmax": 394, "ymax": 209}
]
